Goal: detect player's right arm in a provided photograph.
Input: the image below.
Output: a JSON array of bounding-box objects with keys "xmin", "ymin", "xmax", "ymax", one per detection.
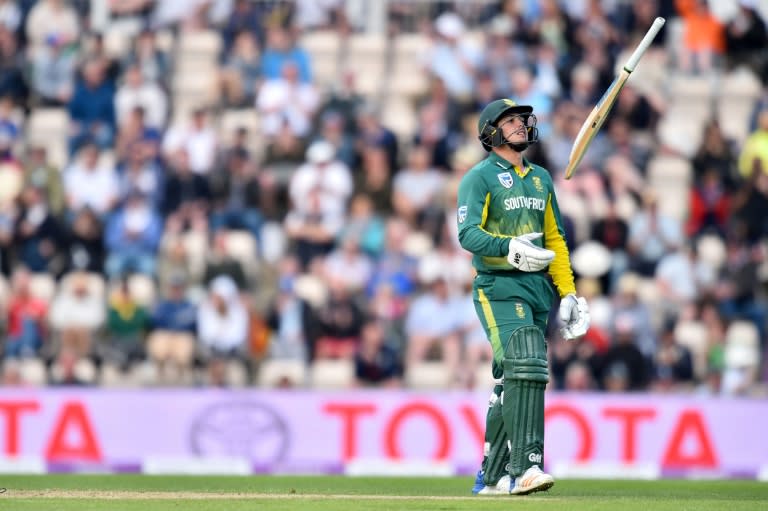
[{"xmin": 457, "ymin": 169, "xmax": 510, "ymax": 257}]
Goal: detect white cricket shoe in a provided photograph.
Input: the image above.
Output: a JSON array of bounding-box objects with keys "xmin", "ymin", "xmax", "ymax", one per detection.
[
  {"xmin": 475, "ymin": 475, "xmax": 511, "ymax": 496},
  {"xmin": 509, "ymin": 465, "xmax": 554, "ymax": 495}
]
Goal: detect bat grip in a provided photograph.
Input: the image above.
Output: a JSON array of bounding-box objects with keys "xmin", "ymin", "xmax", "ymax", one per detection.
[{"xmin": 624, "ymin": 17, "xmax": 665, "ymax": 72}]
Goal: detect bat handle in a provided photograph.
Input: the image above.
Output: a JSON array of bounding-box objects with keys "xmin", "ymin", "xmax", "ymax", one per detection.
[{"xmin": 624, "ymin": 17, "xmax": 665, "ymax": 72}]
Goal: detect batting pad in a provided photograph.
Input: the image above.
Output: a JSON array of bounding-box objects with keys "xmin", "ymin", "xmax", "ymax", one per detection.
[
  {"xmin": 482, "ymin": 384, "xmax": 509, "ymax": 485},
  {"xmin": 502, "ymin": 325, "xmax": 549, "ymax": 477}
]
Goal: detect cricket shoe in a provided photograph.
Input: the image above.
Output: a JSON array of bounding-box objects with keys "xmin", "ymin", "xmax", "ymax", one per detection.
[
  {"xmin": 509, "ymin": 465, "xmax": 554, "ymax": 495},
  {"xmin": 470, "ymin": 469, "xmax": 485, "ymax": 495},
  {"xmin": 474, "ymin": 475, "xmax": 511, "ymax": 496}
]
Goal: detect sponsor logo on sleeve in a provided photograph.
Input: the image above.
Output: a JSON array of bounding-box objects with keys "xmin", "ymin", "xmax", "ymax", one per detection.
[{"xmin": 457, "ymin": 205, "xmax": 468, "ymax": 223}]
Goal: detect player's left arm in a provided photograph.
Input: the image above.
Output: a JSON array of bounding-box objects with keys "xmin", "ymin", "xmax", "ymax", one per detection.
[{"xmin": 542, "ymin": 189, "xmax": 576, "ymax": 297}]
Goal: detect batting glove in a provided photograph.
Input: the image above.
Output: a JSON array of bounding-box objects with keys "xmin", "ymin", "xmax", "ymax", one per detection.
[
  {"xmin": 559, "ymin": 294, "xmax": 590, "ymax": 340},
  {"xmin": 507, "ymin": 232, "xmax": 556, "ymax": 272}
]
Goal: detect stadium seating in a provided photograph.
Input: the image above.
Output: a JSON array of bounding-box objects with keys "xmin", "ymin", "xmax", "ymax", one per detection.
[
  {"xmin": 309, "ymin": 358, "xmax": 355, "ymax": 389},
  {"xmin": 257, "ymin": 358, "xmax": 308, "ymax": 388},
  {"xmin": 405, "ymin": 361, "xmax": 453, "ymax": 390}
]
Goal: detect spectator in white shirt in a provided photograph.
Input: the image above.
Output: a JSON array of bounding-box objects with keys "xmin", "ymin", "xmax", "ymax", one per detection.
[
  {"xmin": 392, "ymin": 143, "xmax": 446, "ymax": 229},
  {"xmin": 63, "ymin": 142, "xmax": 119, "ymax": 218},
  {"xmin": 257, "ymin": 61, "xmax": 320, "ymax": 139},
  {"xmin": 115, "ymin": 63, "xmax": 167, "ymax": 129},
  {"xmin": 197, "ymin": 275, "xmax": 249, "ymax": 358},
  {"xmin": 25, "ymin": 0, "xmax": 79, "ymax": 50},
  {"xmin": 162, "ymin": 108, "xmax": 217, "ymax": 175},
  {"xmin": 49, "ymin": 272, "xmax": 105, "ymax": 357},
  {"xmin": 289, "ymin": 140, "xmax": 352, "ymax": 217},
  {"xmin": 324, "ymin": 233, "xmax": 374, "ymax": 295},
  {"xmin": 423, "ymin": 12, "xmax": 482, "ymax": 100}
]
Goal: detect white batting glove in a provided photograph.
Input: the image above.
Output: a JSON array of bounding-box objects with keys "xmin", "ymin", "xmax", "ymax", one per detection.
[
  {"xmin": 559, "ymin": 294, "xmax": 590, "ymax": 340},
  {"xmin": 507, "ymin": 232, "xmax": 556, "ymax": 272}
]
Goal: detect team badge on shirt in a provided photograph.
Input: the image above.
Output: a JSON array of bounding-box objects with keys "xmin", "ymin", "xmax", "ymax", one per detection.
[
  {"xmin": 532, "ymin": 176, "xmax": 544, "ymax": 192},
  {"xmin": 457, "ymin": 205, "xmax": 467, "ymax": 223},
  {"xmin": 497, "ymin": 172, "xmax": 513, "ymax": 188}
]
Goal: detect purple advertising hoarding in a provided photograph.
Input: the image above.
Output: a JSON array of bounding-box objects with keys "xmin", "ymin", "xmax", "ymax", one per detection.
[{"xmin": 0, "ymin": 389, "xmax": 765, "ymax": 477}]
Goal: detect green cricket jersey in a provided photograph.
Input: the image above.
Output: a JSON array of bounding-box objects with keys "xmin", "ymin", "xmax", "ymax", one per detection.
[{"xmin": 457, "ymin": 151, "xmax": 576, "ymax": 298}]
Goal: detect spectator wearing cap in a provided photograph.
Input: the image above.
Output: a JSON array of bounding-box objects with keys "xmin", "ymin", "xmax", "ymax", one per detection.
[
  {"xmin": 285, "ymin": 141, "xmax": 351, "ymax": 267},
  {"xmin": 68, "ymin": 59, "xmax": 116, "ymax": 154},
  {"xmin": 197, "ymin": 275, "xmax": 250, "ymax": 385},
  {"xmin": 104, "ymin": 190, "xmax": 163, "ymax": 278},
  {"xmin": 289, "ymin": 140, "xmax": 352, "ymax": 218}
]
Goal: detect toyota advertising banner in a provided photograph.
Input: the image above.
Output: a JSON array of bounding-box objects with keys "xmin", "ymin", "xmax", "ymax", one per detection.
[{"xmin": 0, "ymin": 389, "xmax": 766, "ymax": 478}]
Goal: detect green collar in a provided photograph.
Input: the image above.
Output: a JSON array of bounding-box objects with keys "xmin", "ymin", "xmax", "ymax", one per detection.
[{"xmin": 488, "ymin": 152, "xmax": 533, "ymax": 177}]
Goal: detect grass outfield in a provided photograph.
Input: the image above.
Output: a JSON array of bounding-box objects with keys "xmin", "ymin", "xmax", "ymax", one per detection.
[{"xmin": 0, "ymin": 475, "xmax": 766, "ymax": 511}]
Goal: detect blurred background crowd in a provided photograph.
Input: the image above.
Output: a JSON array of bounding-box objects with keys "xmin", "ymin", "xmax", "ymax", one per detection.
[{"xmin": 0, "ymin": 0, "xmax": 766, "ymax": 395}]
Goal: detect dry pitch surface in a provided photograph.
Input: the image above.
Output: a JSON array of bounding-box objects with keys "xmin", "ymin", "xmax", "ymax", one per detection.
[{"xmin": 1, "ymin": 475, "xmax": 766, "ymax": 511}]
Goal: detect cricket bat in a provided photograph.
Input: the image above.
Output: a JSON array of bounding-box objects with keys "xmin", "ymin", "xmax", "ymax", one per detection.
[{"xmin": 564, "ymin": 16, "xmax": 666, "ymax": 179}]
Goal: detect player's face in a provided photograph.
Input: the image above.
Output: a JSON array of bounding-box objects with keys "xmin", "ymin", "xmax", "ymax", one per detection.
[{"xmin": 498, "ymin": 114, "xmax": 528, "ymax": 142}]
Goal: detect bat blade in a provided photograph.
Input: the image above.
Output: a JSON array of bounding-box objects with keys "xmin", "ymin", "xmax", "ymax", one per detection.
[
  {"xmin": 564, "ymin": 71, "xmax": 629, "ymax": 179},
  {"xmin": 564, "ymin": 16, "xmax": 665, "ymax": 180}
]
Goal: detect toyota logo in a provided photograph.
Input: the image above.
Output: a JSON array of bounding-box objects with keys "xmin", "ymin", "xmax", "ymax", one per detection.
[{"xmin": 189, "ymin": 401, "xmax": 290, "ymax": 464}]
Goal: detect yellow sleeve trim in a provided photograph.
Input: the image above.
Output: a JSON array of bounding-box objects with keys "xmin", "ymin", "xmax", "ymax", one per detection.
[{"xmin": 544, "ymin": 194, "xmax": 576, "ymax": 297}]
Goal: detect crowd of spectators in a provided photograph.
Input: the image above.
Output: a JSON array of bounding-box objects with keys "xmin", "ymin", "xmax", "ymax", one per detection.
[{"xmin": 0, "ymin": 0, "xmax": 766, "ymax": 396}]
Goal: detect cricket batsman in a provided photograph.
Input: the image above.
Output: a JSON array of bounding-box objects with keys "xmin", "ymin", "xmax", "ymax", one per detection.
[{"xmin": 457, "ymin": 99, "xmax": 591, "ymax": 495}]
